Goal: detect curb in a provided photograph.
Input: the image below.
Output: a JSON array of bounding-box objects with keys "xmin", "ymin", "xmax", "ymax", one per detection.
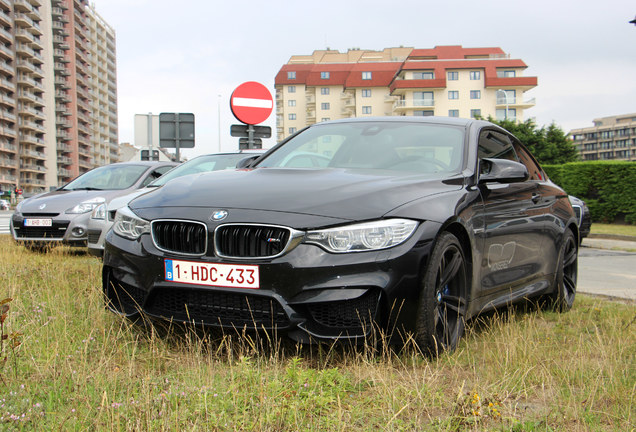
[{"xmin": 588, "ymin": 233, "xmax": 636, "ymax": 242}]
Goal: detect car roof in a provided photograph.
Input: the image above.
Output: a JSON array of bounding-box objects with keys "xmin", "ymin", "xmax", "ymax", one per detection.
[{"xmin": 316, "ymin": 116, "xmax": 477, "ymax": 128}]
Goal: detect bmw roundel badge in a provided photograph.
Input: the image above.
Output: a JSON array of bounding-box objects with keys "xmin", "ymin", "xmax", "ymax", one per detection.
[{"xmin": 211, "ymin": 210, "xmax": 228, "ymax": 221}]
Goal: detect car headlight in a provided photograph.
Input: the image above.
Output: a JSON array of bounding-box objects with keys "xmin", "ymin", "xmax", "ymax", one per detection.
[
  {"xmin": 112, "ymin": 206, "xmax": 150, "ymax": 240},
  {"xmin": 305, "ymin": 219, "xmax": 418, "ymax": 253},
  {"xmin": 66, "ymin": 197, "xmax": 106, "ymax": 214},
  {"xmin": 91, "ymin": 203, "xmax": 107, "ymax": 220}
]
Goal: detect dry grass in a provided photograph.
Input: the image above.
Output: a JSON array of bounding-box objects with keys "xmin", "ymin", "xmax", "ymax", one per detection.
[{"xmin": 0, "ymin": 235, "xmax": 634, "ymax": 431}]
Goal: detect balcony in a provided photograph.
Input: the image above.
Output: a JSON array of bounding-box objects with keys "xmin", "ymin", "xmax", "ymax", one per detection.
[
  {"xmin": 0, "ymin": 77, "xmax": 13, "ymax": 91},
  {"xmin": 0, "ymin": 157, "xmax": 17, "ymax": 169},
  {"xmin": 56, "ymin": 142, "xmax": 72, "ymax": 152},
  {"xmin": 393, "ymin": 98, "xmax": 435, "ymax": 111},
  {"xmin": 496, "ymin": 96, "xmax": 536, "ymax": 109}
]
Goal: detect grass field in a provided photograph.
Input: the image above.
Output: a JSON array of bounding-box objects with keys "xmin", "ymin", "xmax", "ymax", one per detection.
[
  {"xmin": 591, "ymin": 223, "xmax": 636, "ymax": 238},
  {"xmin": 0, "ymin": 235, "xmax": 634, "ymax": 431}
]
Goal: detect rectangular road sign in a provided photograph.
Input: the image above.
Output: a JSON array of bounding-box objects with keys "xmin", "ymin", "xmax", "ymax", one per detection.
[
  {"xmin": 230, "ymin": 124, "xmax": 271, "ymax": 138},
  {"xmin": 159, "ymin": 113, "xmax": 195, "ymax": 148}
]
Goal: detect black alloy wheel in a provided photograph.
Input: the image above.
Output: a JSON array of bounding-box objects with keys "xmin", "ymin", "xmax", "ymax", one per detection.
[
  {"xmin": 548, "ymin": 229, "xmax": 578, "ymax": 312},
  {"xmin": 415, "ymin": 232, "xmax": 468, "ymax": 356}
]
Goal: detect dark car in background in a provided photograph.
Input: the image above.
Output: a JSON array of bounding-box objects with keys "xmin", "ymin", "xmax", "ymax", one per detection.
[
  {"xmin": 568, "ymin": 195, "xmax": 592, "ymax": 243},
  {"xmin": 11, "ymin": 161, "xmax": 176, "ymax": 250},
  {"xmin": 103, "ymin": 117, "xmax": 579, "ymax": 354}
]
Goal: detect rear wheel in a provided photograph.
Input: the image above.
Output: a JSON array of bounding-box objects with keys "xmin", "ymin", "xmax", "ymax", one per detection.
[
  {"xmin": 547, "ymin": 229, "xmax": 578, "ymax": 311},
  {"xmin": 415, "ymin": 232, "xmax": 468, "ymax": 356}
]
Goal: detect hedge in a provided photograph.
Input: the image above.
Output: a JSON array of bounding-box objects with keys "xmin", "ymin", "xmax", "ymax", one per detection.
[{"xmin": 543, "ymin": 162, "xmax": 636, "ymax": 224}]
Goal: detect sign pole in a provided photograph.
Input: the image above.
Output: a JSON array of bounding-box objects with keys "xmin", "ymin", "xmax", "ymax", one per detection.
[
  {"xmin": 147, "ymin": 112, "xmax": 152, "ymax": 153},
  {"xmin": 175, "ymin": 113, "xmax": 181, "ymax": 163},
  {"xmin": 248, "ymin": 124, "xmax": 255, "ymax": 149}
]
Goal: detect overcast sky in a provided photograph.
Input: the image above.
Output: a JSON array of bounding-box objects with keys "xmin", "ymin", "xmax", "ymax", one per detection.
[{"xmin": 95, "ymin": 0, "xmax": 636, "ymax": 158}]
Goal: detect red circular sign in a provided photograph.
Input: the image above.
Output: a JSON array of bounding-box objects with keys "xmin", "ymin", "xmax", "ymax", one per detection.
[{"xmin": 230, "ymin": 81, "xmax": 273, "ymax": 125}]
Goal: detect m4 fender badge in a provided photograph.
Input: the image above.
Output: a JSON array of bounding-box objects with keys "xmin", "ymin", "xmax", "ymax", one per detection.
[{"xmin": 211, "ymin": 210, "xmax": 228, "ymax": 221}]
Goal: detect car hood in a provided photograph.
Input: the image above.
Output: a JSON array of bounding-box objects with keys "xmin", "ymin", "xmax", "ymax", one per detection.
[
  {"xmin": 107, "ymin": 187, "xmax": 154, "ymax": 211},
  {"xmin": 18, "ymin": 189, "xmax": 126, "ymax": 214},
  {"xmin": 129, "ymin": 168, "xmax": 464, "ymax": 221}
]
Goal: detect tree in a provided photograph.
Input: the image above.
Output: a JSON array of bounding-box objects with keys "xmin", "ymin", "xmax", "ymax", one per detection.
[{"xmin": 487, "ymin": 117, "xmax": 579, "ymax": 165}]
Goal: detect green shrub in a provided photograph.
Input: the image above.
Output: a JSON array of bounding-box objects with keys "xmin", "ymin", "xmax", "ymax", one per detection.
[{"xmin": 544, "ymin": 162, "xmax": 636, "ymax": 224}]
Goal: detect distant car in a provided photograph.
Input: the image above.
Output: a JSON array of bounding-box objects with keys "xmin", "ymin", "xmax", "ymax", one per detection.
[
  {"xmin": 87, "ymin": 151, "xmax": 265, "ymax": 256},
  {"xmin": 10, "ymin": 161, "xmax": 177, "ymax": 251},
  {"xmin": 103, "ymin": 117, "xmax": 579, "ymax": 354},
  {"xmin": 568, "ymin": 195, "xmax": 591, "ymax": 243},
  {"xmin": 0, "ymin": 199, "xmax": 9, "ymax": 211}
]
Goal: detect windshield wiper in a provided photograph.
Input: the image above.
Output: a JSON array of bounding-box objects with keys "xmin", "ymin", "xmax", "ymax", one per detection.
[{"xmin": 65, "ymin": 187, "xmax": 104, "ymax": 191}]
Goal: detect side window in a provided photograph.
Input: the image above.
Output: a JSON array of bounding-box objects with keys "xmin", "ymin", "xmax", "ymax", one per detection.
[
  {"xmin": 513, "ymin": 142, "xmax": 545, "ymax": 181},
  {"xmin": 477, "ymin": 130, "xmax": 518, "ymax": 174},
  {"xmin": 141, "ymin": 166, "xmax": 173, "ymax": 187}
]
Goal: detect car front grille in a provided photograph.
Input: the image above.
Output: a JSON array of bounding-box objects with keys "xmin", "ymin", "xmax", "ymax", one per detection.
[
  {"xmin": 152, "ymin": 220, "xmax": 207, "ymax": 255},
  {"xmin": 13, "ymin": 221, "xmax": 69, "ymax": 239},
  {"xmin": 308, "ymin": 290, "xmax": 380, "ymax": 330},
  {"xmin": 147, "ymin": 288, "xmax": 290, "ymax": 329},
  {"xmin": 215, "ymin": 224, "xmax": 292, "ymax": 258},
  {"xmin": 87, "ymin": 229, "xmax": 101, "ymax": 244}
]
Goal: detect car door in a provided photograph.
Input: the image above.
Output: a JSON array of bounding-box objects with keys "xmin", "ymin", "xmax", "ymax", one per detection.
[{"xmin": 474, "ymin": 129, "xmax": 547, "ymax": 300}]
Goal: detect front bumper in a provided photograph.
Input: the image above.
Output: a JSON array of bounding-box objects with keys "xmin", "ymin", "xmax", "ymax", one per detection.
[
  {"xmin": 10, "ymin": 212, "xmax": 91, "ymax": 245},
  {"xmin": 102, "ymin": 221, "xmax": 440, "ymax": 343}
]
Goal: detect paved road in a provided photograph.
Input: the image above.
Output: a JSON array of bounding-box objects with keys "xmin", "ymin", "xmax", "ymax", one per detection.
[{"xmin": 0, "ymin": 210, "xmax": 634, "ymax": 300}]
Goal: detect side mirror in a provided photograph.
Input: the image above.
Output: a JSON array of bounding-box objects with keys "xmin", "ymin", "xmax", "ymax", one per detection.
[
  {"xmin": 479, "ymin": 158, "xmax": 529, "ymax": 184},
  {"xmin": 236, "ymin": 155, "xmax": 261, "ymax": 169}
]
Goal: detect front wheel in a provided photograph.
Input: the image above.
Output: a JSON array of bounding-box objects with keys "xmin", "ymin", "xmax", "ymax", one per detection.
[
  {"xmin": 547, "ymin": 229, "xmax": 578, "ymax": 312},
  {"xmin": 415, "ymin": 232, "xmax": 468, "ymax": 356}
]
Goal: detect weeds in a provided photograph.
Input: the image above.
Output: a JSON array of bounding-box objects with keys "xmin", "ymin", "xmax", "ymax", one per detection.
[{"xmin": 0, "ymin": 235, "xmax": 634, "ymax": 430}]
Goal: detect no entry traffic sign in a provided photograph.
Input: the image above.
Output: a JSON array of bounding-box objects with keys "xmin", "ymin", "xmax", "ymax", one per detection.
[{"xmin": 230, "ymin": 81, "xmax": 273, "ymax": 125}]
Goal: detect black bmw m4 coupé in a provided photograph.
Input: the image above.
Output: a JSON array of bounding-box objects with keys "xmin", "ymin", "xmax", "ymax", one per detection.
[{"xmin": 102, "ymin": 117, "xmax": 578, "ymax": 354}]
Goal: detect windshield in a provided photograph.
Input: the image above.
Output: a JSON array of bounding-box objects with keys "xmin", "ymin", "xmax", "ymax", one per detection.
[
  {"xmin": 149, "ymin": 153, "xmax": 258, "ymax": 186},
  {"xmin": 256, "ymin": 122, "xmax": 465, "ymax": 174},
  {"xmin": 62, "ymin": 164, "xmax": 149, "ymax": 191}
]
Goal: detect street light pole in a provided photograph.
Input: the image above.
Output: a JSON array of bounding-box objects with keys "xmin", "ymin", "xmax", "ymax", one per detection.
[
  {"xmin": 497, "ymin": 89, "xmax": 509, "ymax": 120},
  {"xmin": 218, "ymin": 95, "xmax": 222, "ymax": 152}
]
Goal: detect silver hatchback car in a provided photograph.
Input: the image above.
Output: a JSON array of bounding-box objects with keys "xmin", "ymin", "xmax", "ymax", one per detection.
[{"xmin": 10, "ymin": 161, "xmax": 176, "ymax": 251}]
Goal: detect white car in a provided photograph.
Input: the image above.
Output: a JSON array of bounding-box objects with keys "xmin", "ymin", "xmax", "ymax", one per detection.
[
  {"xmin": 87, "ymin": 151, "xmax": 264, "ymax": 256},
  {"xmin": 0, "ymin": 199, "xmax": 9, "ymax": 211}
]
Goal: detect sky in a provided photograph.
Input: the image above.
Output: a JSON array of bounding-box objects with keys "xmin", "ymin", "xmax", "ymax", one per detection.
[{"xmin": 94, "ymin": 0, "xmax": 636, "ymax": 158}]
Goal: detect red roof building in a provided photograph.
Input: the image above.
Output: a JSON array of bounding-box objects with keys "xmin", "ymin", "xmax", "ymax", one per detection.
[{"xmin": 274, "ymin": 45, "xmax": 537, "ymax": 141}]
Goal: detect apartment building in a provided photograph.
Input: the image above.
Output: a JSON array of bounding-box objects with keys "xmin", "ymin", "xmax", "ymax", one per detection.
[
  {"xmin": 569, "ymin": 113, "xmax": 636, "ymax": 161},
  {"xmin": 0, "ymin": 0, "xmax": 117, "ymax": 195},
  {"xmin": 274, "ymin": 45, "xmax": 537, "ymax": 141}
]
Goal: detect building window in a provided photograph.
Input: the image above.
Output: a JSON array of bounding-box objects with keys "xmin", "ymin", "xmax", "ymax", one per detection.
[
  {"xmin": 288, "ymin": 100, "xmax": 296, "ymax": 107},
  {"xmin": 448, "ymin": 110, "xmax": 459, "ymax": 117},
  {"xmin": 414, "ymin": 110, "xmax": 434, "ymax": 116},
  {"xmin": 321, "ymin": 118, "xmax": 330, "ymax": 122},
  {"xmin": 413, "ymin": 71, "xmax": 434, "ymax": 80},
  {"xmin": 321, "ymin": 102, "xmax": 330, "ymax": 110},
  {"xmin": 414, "ymin": 91, "xmax": 434, "ymax": 106},
  {"xmin": 320, "ymin": 71, "xmax": 330, "ymax": 79},
  {"xmin": 470, "ymin": 90, "xmax": 481, "ymax": 99},
  {"xmin": 320, "ymin": 87, "xmax": 329, "ymax": 95},
  {"xmin": 362, "ymin": 71, "xmax": 372, "ymax": 80},
  {"xmin": 470, "ymin": 109, "xmax": 481, "ymax": 118},
  {"xmin": 289, "ymin": 127, "xmax": 297, "ymax": 134},
  {"xmin": 288, "ymin": 86, "xmax": 296, "ymax": 93},
  {"xmin": 362, "ymin": 106, "xmax": 372, "ymax": 114},
  {"xmin": 288, "ymin": 113, "xmax": 296, "ymax": 120},
  {"xmin": 496, "ymin": 108, "xmax": 517, "ymax": 121},
  {"xmin": 497, "ymin": 70, "xmax": 516, "ymax": 78},
  {"xmin": 287, "ymin": 71, "xmax": 296, "ymax": 80},
  {"xmin": 447, "ymin": 71, "xmax": 458, "ymax": 81},
  {"xmin": 448, "ymin": 91, "xmax": 459, "ymax": 100},
  {"xmin": 361, "ymin": 89, "xmax": 371, "ymax": 97},
  {"xmin": 469, "ymin": 71, "xmax": 481, "ymax": 80}
]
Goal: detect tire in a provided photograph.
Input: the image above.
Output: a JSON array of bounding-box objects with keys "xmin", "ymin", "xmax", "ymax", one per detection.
[
  {"xmin": 547, "ymin": 229, "xmax": 578, "ymax": 312},
  {"xmin": 415, "ymin": 232, "xmax": 468, "ymax": 356}
]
